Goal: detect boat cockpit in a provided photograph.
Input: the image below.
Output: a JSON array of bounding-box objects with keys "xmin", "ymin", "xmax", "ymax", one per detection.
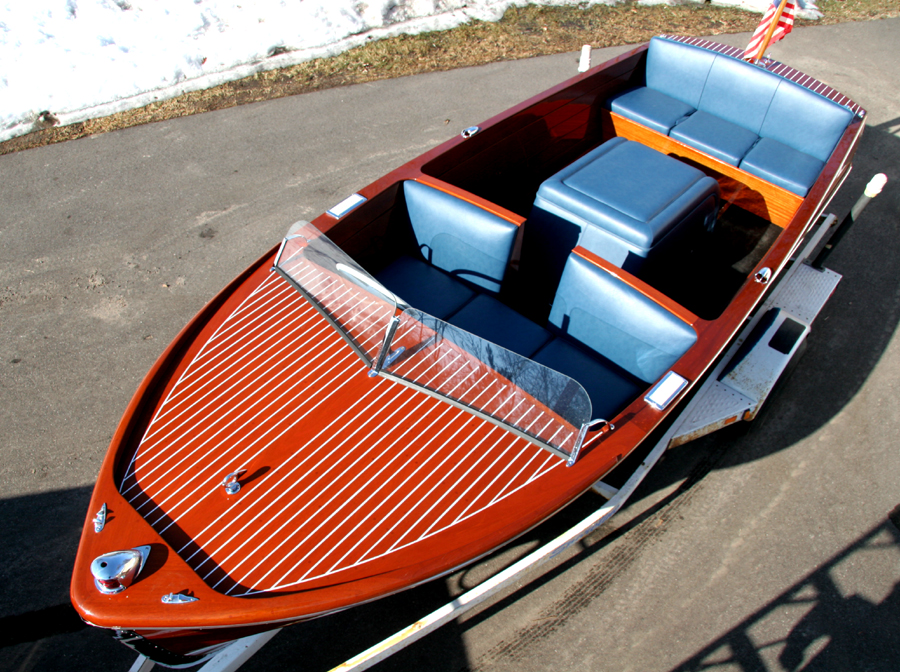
[{"xmin": 278, "ymin": 36, "xmax": 860, "ymax": 463}]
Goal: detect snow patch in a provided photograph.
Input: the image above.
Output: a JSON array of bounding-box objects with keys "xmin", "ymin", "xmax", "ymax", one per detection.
[{"xmin": 1, "ymin": 0, "xmax": 817, "ymax": 144}]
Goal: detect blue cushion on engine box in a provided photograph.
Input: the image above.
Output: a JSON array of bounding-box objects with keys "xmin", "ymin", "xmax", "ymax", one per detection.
[{"xmin": 531, "ymin": 138, "xmax": 719, "ymax": 272}]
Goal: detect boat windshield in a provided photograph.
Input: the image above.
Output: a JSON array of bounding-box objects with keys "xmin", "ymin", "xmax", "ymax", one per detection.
[{"xmin": 274, "ymin": 221, "xmax": 593, "ymax": 463}]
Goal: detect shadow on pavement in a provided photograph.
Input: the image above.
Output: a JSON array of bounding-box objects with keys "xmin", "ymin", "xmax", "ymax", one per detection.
[{"xmin": 670, "ymin": 517, "xmax": 900, "ymax": 672}]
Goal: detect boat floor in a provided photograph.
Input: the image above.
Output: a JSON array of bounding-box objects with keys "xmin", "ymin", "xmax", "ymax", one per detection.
[
  {"xmin": 642, "ymin": 205, "xmax": 782, "ymax": 320},
  {"xmin": 503, "ymin": 204, "xmax": 781, "ymax": 325}
]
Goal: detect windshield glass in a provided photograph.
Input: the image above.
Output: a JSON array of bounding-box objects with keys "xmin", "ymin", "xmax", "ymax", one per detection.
[
  {"xmin": 275, "ymin": 221, "xmax": 400, "ymax": 368},
  {"xmin": 275, "ymin": 221, "xmax": 593, "ymax": 462}
]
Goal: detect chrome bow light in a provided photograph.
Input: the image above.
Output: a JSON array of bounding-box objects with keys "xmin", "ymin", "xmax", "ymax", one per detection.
[{"xmin": 90, "ymin": 545, "xmax": 151, "ymax": 594}]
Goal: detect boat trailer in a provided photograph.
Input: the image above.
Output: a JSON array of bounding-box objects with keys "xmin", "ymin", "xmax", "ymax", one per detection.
[{"xmin": 127, "ymin": 175, "xmax": 886, "ymax": 672}]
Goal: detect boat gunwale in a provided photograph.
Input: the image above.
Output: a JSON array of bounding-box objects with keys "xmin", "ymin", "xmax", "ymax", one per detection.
[{"xmin": 70, "ymin": 37, "xmax": 866, "ymax": 637}]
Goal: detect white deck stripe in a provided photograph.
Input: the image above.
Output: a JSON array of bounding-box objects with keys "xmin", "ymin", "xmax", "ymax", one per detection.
[
  {"xmin": 129, "ymin": 270, "xmax": 562, "ymax": 594},
  {"xmin": 197, "ymin": 384, "xmax": 428, "ymax": 574},
  {"xmin": 488, "ymin": 445, "xmax": 545, "ymax": 506},
  {"xmin": 130, "ymin": 282, "xmax": 308, "ymax": 457},
  {"xmin": 154, "ymin": 285, "xmax": 309, "ymax": 412},
  {"xmin": 136, "ymin": 345, "xmax": 358, "ymax": 521},
  {"xmin": 385, "ymin": 424, "xmax": 505, "ymax": 551},
  {"xmin": 239, "ymin": 407, "xmax": 476, "ymax": 591},
  {"xmin": 149, "ymin": 348, "xmax": 362, "ymax": 526},
  {"xmin": 178, "ymin": 379, "xmax": 395, "ymax": 556},
  {"xmin": 124, "ymin": 316, "xmax": 340, "ymax": 496},
  {"xmin": 213, "ymin": 391, "xmax": 446, "ymax": 590},
  {"xmin": 131, "ymin": 300, "xmax": 325, "ymax": 464},
  {"xmin": 232, "ymin": 350, "xmax": 492, "ymax": 588},
  {"xmin": 318, "ymin": 415, "xmax": 485, "ymax": 575},
  {"xmin": 308, "ymin": 379, "xmax": 511, "ymax": 564},
  {"xmin": 134, "ymin": 272, "xmax": 390, "ymax": 484},
  {"xmin": 420, "ymin": 429, "xmax": 523, "ymax": 537},
  {"xmin": 164, "ymin": 274, "xmax": 292, "ymax": 390},
  {"xmin": 118, "ymin": 274, "xmax": 289, "ymax": 487}
]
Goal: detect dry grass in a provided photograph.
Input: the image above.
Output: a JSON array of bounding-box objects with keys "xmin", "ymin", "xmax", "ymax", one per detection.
[{"xmin": 2, "ymin": 0, "xmax": 896, "ymax": 156}]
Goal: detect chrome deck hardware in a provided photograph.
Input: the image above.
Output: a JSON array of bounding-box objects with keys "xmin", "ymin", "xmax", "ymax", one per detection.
[
  {"xmin": 162, "ymin": 593, "xmax": 200, "ymax": 604},
  {"xmin": 754, "ymin": 267, "xmax": 772, "ymax": 284},
  {"xmin": 222, "ymin": 469, "xmax": 247, "ymax": 495},
  {"xmin": 93, "ymin": 503, "xmax": 107, "ymax": 533},
  {"xmin": 90, "ymin": 546, "xmax": 150, "ymax": 594},
  {"xmin": 568, "ymin": 419, "xmax": 614, "ymax": 467}
]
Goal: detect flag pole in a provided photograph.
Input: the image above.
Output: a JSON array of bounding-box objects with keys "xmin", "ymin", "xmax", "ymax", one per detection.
[{"xmin": 752, "ymin": 0, "xmax": 790, "ymax": 62}]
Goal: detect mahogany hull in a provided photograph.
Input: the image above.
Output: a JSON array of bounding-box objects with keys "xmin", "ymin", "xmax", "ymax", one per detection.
[{"xmin": 71, "ymin": 37, "xmax": 865, "ymax": 663}]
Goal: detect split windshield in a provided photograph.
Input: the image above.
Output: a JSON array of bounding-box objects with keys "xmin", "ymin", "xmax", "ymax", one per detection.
[{"xmin": 274, "ymin": 221, "xmax": 593, "ymax": 462}]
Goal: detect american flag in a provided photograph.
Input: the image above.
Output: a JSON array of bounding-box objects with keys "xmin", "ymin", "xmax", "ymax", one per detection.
[{"xmin": 743, "ymin": 0, "xmax": 796, "ymax": 61}]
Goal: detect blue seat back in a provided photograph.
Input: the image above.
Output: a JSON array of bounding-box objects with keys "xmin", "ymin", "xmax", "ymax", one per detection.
[
  {"xmin": 649, "ymin": 37, "xmax": 853, "ymax": 149},
  {"xmin": 697, "ymin": 56, "xmax": 780, "ymax": 135},
  {"xmin": 548, "ymin": 253, "xmax": 697, "ymax": 383},
  {"xmin": 646, "ymin": 37, "xmax": 716, "ymax": 110},
  {"xmin": 760, "ymin": 79, "xmax": 855, "ymax": 162},
  {"xmin": 404, "ymin": 181, "xmax": 518, "ymax": 293}
]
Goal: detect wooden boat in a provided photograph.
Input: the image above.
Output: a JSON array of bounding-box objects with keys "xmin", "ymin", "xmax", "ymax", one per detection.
[{"xmin": 71, "ymin": 35, "xmax": 865, "ymax": 666}]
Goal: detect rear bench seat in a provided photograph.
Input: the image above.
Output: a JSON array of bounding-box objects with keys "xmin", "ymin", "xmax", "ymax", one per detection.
[
  {"xmin": 375, "ymin": 180, "xmax": 519, "ymax": 319},
  {"xmin": 607, "ymin": 36, "xmax": 855, "ymax": 196}
]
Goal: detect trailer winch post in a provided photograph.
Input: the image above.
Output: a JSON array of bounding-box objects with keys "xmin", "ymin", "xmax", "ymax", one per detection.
[{"xmin": 812, "ymin": 173, "xmax": 887, "ymax": 270}]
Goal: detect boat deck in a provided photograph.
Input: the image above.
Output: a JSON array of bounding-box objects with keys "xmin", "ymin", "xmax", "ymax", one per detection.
[{"xmin": 121, "ymin": 266, "xmax": 563, "ymax": 596}]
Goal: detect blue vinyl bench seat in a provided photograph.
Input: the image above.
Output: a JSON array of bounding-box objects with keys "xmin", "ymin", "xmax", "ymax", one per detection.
[
  {"xmin": 370, "ymin": 181, "xmax": 697, "ymax": 424},
  {"xmin": 530, "ymin": 137, "xmax": 719, "ymax": 274},
  {"xmin": 377, "ymin": 255, "xmax": 476, "ymax": 320},
  {"xmin": 448, "ymin": 295, "xmax": 552, "ymax": 359},
  {"xmin": 449, "ymin": 252, "xmax": 698, "ymax": 422},
  {"xmin": 546, "ymin": 252, "xmax": 697, "ymax": 385},
  {"xmin": 539, "ymin": 252, "xmax": 697, "ymax": 418},
  {"xmin": 669, "ymin": 111, "xmax": 760, "ymax": 167},
  {"xmin": 608, "ymin": 87, "xmax": 696, "ymax": 136},
  {"xmin": 607, "ymin": 36, "xmax": 855, "ymax": 196},
  {"xmin": 531, "ymin": 338, "xmax": 646, "ymax": 422},
  {"xmin": 451, "ymin": 293, "xmax": 649, "ymax": 421}
]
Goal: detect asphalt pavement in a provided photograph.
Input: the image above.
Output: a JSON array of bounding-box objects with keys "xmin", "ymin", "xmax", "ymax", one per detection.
[{"xmin": 1, "ymin": 17, "xmax": 898, "ymax": 672}]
